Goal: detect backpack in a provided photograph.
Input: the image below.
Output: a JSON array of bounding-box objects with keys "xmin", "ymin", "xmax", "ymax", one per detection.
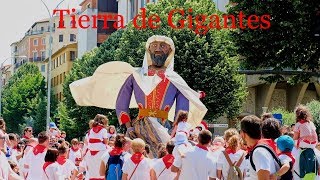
[
  {"xmin": 294, "ymin": 148, "xmax": 318, "ymax": 180},
  {"xmin": 249, "ymin": 144, "xmax": 281, "ymax": 175},
  {"xmin": 223, "ymin": 151, "xmax": 245, "ymax": 180},
  {"xmin": 106, "ymin": 153, "xmax": 124, "ymax": 180}
]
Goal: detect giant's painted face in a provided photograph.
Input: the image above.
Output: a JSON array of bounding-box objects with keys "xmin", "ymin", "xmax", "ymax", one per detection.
[{"xmin": 148, "ymin": 41, "xmax": 172, "ymax": 67}]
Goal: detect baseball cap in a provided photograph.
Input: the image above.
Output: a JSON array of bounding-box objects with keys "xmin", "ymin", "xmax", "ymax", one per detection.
[
  {"xmin": 277, "ymin": 135, "xmax": 294, "ymax": 152},
  {"xmin": 49, "ymin": 122, "xmax": 57, "ymax": 129}
]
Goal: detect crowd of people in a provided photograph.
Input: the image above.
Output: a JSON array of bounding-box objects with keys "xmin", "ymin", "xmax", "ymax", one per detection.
[{"xmin": 0, "ymin": 104, "xmax": 319, "ymax": 180}]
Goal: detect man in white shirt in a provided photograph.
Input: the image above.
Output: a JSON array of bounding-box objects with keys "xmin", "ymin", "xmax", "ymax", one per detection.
[
  {"xmin": 24, "ymin": 131, "xmax": 49, "ymax": 180},
  {"xmin": 240, "ymin": 115, "xmax": 277, "ymax": 180},
  {"xmin": 171, "ymin": 129, "xmax": 217, "ymax": 180}
]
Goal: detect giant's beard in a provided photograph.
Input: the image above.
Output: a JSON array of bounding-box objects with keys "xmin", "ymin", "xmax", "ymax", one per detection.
[{"xmin": 150, "ymin": 53, "xmax": 169, "ymax": 67}]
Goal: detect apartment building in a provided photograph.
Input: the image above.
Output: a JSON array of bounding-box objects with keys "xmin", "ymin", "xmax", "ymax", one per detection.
[
  {"xmin": 78, "ymin": 0, "xmax": 118, "ymax": 58},
  {"xmin": 10, "ymin": 14, "xmax": 78, "ymax": 79},
  {"xmin": 49, "ymin": 43, "xmax": 77, "ymax": 102}
]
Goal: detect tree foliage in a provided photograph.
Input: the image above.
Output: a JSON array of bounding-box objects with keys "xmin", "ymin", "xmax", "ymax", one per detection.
[
  {"xmin": 2, "ymin": 63, "xmax": 46, "ymax": 133},
  {"xmin": 228, "ymin": 0, "xmax": 320, "ymax": 83},
  {"xmin": 63, "ymin": 0, "xmax": 247, "ymax": 137}
]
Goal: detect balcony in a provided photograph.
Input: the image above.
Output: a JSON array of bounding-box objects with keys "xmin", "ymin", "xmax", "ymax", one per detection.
[
  {"xmin": 25, "ymin": 29, "xmax": 51, "ymax": 36},
  {"xmin": 30, "ymin": 57, "xmax": 46, "ymax": 62}
]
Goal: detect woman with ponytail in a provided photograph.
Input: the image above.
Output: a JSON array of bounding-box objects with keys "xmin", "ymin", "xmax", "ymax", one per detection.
[{"xmin": 217, "ymin": 133, "xmax": 246, "ymax": 180}]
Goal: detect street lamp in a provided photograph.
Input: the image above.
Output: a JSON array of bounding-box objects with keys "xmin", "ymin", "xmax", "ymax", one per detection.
[
  {"xmin": 40, "ymin": 0, "xmax": 66, "ymax": 132},
  {"xmin": 0, "ymin": 56, "xmax": 27, "ymax": 116}
]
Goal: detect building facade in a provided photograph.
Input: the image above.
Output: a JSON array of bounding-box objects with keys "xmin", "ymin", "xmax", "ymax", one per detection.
[
  {"xmin": 78, "ymin": 0, "xmax": 118, "ymax": 58},
  {"xmin": 49, "ymin": 43, "xmax": 77, "ymax": 102}
]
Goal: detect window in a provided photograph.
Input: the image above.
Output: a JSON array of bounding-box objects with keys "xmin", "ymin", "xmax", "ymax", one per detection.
[
  {"xmin": 41, "ymin": 51, "xmax": 45, "ymax": 60},
  {"xmin": 33, "ymin": 39, "xmax": 38, "ymax": 46},
  {"xmin": 70, "ymin": 34, "xmax": 76, "ymax": 42},
  {"xmin": 41, "ymin": 64, "xmax": 45, "ymax": 72},
  {"xmin": 97, "ymin": 20, "xmax": 117, "ymax": 34},
  {"xmin": 60, "ymin": 74, "xmax": 62, "ymax": 84},
  {"xmin": 41, "ymin": 27, "xmax": 44, "ymax": 32},
  {"xmin": 33, "ymin": 52, "xmax": 38, "ymax": 60},
  {"xmin": 42, "ymin": 38, "xmax": 45, "ymax": 45},
  {"xmin": 62, "ymin": 53, "xmax": 66, "ymax": 63},
  {"xmin": 98, "ymin": 0, "xmax": 118, "ymax": 13},
  {"xmin": 130, "ymin": 0, "xmax": 138, "ymax": 19},
  {"xmin": 70, "ymin": 51, "xmax": 76, "ymax": 61},
  {"xmin": 59, "ymin": 35, "xmax": 63, "ymax": 42},
  {"xmin": 59, "ymin": 56, "xmax": 62, "ymax": 65}
]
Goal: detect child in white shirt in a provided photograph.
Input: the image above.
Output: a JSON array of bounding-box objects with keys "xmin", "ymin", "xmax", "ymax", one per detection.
[{"xmin": 122, "ymin": 138, "xmax": 151, "ymax": 180}]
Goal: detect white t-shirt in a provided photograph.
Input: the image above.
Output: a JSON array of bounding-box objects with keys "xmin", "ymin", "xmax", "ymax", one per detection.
[
  {"xmin": 122, "ymin": 157, "xmax": 151, "ymax": 180},
  {"xmin": 0, "ymin": 151, "xmax": 10, "ymax": 180},
  {"xmin": 43, "ymin": 163, "xmax": 61, "ymax": 180},
  {"xmin": 24, "ymin": 148, "xmax": 47, "ymax": 180},
  {"xmin": 57, "ymin": 159, "xmax": 77, "ymax": 179},
  {"xmin": 217, "ymin": 149, "xmax": 246, "ymax": 180},
  {"xmin": 68, "ymin": 148, "xmax": 82, "ymax": 165},
  {"xmin": 152, "ymin": 158, "xmax": 176, "ymax": 180},
  {"xmin": 172, "ymin": 143, "xmax": 192, "ymax": 158},
  {"xmin": 246, "ymin": 147, "xmax": 277, "ymax": 180},
  {"xmin": 87, "ymin": 128, "xmax": 108, "ymax": 151},
  {"xmin": 279, "ymin": 154, "xmax": 292, "ymax": 165},
  {"xmin": 173, "ymin": 146, "xmax": 217, "ymax": 179}
]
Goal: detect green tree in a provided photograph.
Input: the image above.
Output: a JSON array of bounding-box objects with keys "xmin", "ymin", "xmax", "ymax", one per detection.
[
  {"xmin": 228, "ymin": 0, "xmax": 320, "ymax": 83},
  {"xmin": 32, "ymin": 92, "xmax": 47, "ymax": 135},
  {"xmin": 56, "ymin": 102, "xmax": 75, "ymax": 141},
  {"xmin": 271, "ymin": 107, "xmax": 295, "ymax": 126},
  {"xmin": 2, "ymin": 63, "xmax": 46, "ymax": 133}
]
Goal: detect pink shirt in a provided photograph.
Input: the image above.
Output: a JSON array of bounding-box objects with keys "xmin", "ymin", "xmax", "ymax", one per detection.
[{"xmin": 294, "ymin": 121, "xmax": 318, "ymax": 148}]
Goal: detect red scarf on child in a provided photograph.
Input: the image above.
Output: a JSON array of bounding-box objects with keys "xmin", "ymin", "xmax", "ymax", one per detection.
[
  {"xmin": 57, "ymin": 155, "xmax": 67, "ymax": 165},
  {"xmin": 162, "ymin": 154, "xmax": 174, "ymax": 169},
  {"xmin": 109, "ymin": 147, "xmax": 123, "ymax": 156},
  {"xmin": 92, "ymin": 125, "xmax": 104, "ymax": 133},
  {"xmin": 33, "ymin": 144, "xmax": 46, "ymax": 155},
  {"xmin": 196, "ymin": 144, "xmax": 208, "ymax": 151},
  {"xmin": 279, "ymin": 152, "xmax": 295, "ymax": 165},
  {"xmin": 225, "ymin": 147, "xmax": 237, "ymax": 154},
  {"xmin": 71, "ymin": 146, "xmax": 79, "ymax": 152},
  {"xmin": 131, "ymin": 152, "xmax": 144, "ymax": 164}
]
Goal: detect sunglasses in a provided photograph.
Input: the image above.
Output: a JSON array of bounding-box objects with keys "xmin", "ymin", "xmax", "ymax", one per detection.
[{"xmin": 26, "ymin": 130, "xmax": 32, "ymax": 132}]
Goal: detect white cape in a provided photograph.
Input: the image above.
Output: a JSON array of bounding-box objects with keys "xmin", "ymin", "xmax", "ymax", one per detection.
[{"xmin": 69, "ymin": 61, "xmax": 207, "ymax": 128}]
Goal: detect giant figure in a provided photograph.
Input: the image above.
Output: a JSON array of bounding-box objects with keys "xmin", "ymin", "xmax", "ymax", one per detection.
[{"xmin": 70, "ymin": 35, "xmax": 207, "ymax": 155}]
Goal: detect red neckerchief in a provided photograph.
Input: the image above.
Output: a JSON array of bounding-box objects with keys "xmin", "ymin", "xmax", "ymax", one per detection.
[
  {"xmin": 299, "ymin": 119, "xmax": 308, "ymax": 124},
  {"xmin": 162, "ymin": 154, "xmax": 174, "ymax": 169},
  {"xmin": 23, "ymin": 135, "xmax": 30, "ymax": 139},
  {"xmin": 33, "ymin": 144, "xmax": 46, "ymax": 155},
  {"xmin": 56, "ymin": 155, "xmax": 67, "ymax": 165},
  {"xmin": 71, "ymin": 146, "xmax": 79, "ymax": 152},
  {"xmin": 109, "ymin": 131, "xmax": 115, "ymax": 134},
  {"xmin": 248, "ymin": 139, "xmax": 277, "ymax": 154},
  {"xmin": 279, "ymin": 152, "xmax": 295, "ymax": 165},
  {"xmin": 196, "ymin": 144, "xmax": 208, "ymax": 151},
  {"xmin": 92, "ymin": 125, "xmax": 104, "ymax": 133},
  {"xmin": 109, "ymin": 147, "xmax": 123, "ymax": 156},
  {"xmin": 13, "ymin": 146, "xmax": 17, "ymax": 150},
  {"xmin": 43, "ymin": 162, "xmax": 54, "ymax": 172},
  {"xmin": 225, "ymin": 147, "xmax": 237, "ymax": 154},
  {"xmin": 131, "ymin": 152, "xmax": 144, "ymax": 164}
]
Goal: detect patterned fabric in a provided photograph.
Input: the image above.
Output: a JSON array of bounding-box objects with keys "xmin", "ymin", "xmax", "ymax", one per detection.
[{"xmin": 132, "ymin": 117, "xmax": 162, "ymax": 158}]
